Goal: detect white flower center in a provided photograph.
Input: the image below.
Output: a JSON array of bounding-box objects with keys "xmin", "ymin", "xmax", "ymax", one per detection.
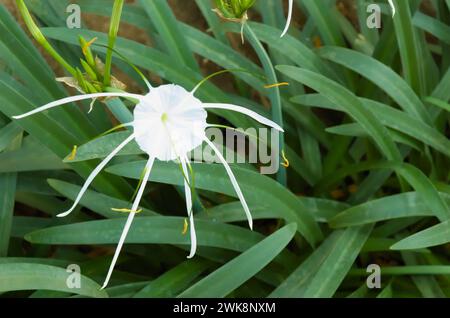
[{"xmin": 132, "ymin": 84, "xmax": 208, "ymax": 161}]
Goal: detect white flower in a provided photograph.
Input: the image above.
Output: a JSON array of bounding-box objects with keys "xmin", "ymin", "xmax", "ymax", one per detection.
[
  {"xmin": 280, "ymin": 0, "xmax": 293, "ymax": 38},
  {"xmin": 13, "ymin": 81, "xmax": 283, "ymax": 289}
]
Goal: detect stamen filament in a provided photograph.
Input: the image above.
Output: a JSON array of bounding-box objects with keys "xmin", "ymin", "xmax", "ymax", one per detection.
[{"xmin": 101, "ymin": 156, "xmax": 155, "ymax": 289}]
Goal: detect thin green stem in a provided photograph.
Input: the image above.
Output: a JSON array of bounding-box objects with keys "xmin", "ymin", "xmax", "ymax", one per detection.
[
  {"xmin": 16, "ymin": 0, "xmax": 76, "ymax": 76},
  {"xmin": 103, "ymin": 0, "xmax": 124, "ymax": 86},
  {"xmin": 244, "ymin": 23, "xmax": 286, "ymax": 185}
]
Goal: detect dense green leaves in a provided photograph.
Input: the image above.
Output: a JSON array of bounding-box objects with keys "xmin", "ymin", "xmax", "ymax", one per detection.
[
  {"xmin": 178, "ymin": 223, "xmax": 296, "ymax": 298},
  {"xmin": 0, "ymin": 0, "xmax": 449, "ymax": 299}
]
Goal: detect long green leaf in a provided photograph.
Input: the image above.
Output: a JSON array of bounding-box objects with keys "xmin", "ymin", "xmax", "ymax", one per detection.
[{"xmin": 178, "ymin": 223, "xmax": 296, "ymax": 298}]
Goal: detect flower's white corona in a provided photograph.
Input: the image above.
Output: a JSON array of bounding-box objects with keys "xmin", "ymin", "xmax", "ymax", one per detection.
[
  {"xmin": 13, "ymin": 79, "xmax": 283, "ymax": 289},
  {"xmin": 133, "ymin": 84, "xmax": 207, "ymax": 161}
]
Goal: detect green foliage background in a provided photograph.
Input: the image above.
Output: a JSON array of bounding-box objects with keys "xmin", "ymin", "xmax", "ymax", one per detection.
[{"xmin": 0, "ymin": 0, "xmax": 450, "ymax": 298}]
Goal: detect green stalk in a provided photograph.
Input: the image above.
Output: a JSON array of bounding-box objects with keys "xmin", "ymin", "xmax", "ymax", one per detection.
[
  {"xmin": 244, "ymin": 24, "xmax": 286, "ymax": 186},
  {"xmin": 103, "ymin": 0, "xmax": 124, "ymax": 86},
  {"xmin": 16, "ymin": 0, "xmax": 76, "ymax": 76}
]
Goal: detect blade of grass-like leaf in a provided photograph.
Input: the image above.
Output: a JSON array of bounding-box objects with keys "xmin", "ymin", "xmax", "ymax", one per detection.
[
  {"xmin": 277, "ymin": 66, "xmax": 401, "ymax": 161},
  {"xmin": 64, "ymin": 131, "xmax": 251, "ymax": 172},
  {"xmin": 0, "ymin": 137, "xmax": 67, "ymax": 173},
  {"xmin": 317, "ymin": 46, "xmax": 432, "ymax": 124},
  {"xmin": 11, "ymin": 216, "xmax": 53, "ymax": 239},
  {"xmin": 377, "ymin": 281, "xmax": 394, "ymax": 298},
  {"xmin": 356, "ymin": 0, "xmax": 378, "ymax": 45},
  {"xmin": 413, "ymin": 12, "xmax": 450, "ymax": 45},
  {"xmin": 349, "ymin": 266, "xmax": 450, "ymax": 276},
  {"xmin": 244, "ymin": 24, "xmax": 286, "ymax": 185},
  {"xmin": 177, "ymin": 223, "xmax": 296, "ymax": 298},
  {"xmin": 299, "ymin": 224, "xmax": 372, "ymax": 298},
  {"xmin": 17, "ymin": 170, "xmax": 68, "ymax": 196},
  {"xmin": 106, "ymin": 160, "xmax": 323, "ymax": 245},
  {"xmin": 298, "ymin": 127, "xmax": 323, "ymax": 182},
  {"xmin": 0, "ymin": 133, "xmax": 21, "ymax": 256},
  {"xmin": 225, "ymin": 21, "xmax": 339, "ymax": 82},
  {"xmin": 0, "ymin": 122, "xmax": 22, "ymax": 152},
  {"xmin": 197, "ymin": 197, "xmax": 349, "ymax": 224},
  {"xmin": 139, "ymin": 0, "xmax": 198, "ymax": 71},
  {"xmin": 0, "ymin": 7, "xmax": 97, "ymax": 139},
  {"xmin": 194, "ymin": 0, "xmax": 229, "ymax": 44},
  {"xmin": 15, "ymin": 192, "xmax": 72, "ymax": 217},
  {"xmin": 392, "ymin": 0, "xmax": 426, "ymax": 95},
  {"xmin": 133, "ymin": 259, "xmax": 210, "ymax": 298},
  {"xmin": 292, "ymin": 94, "xmax": 450, "ymax": 158},
  {"xmin": 25, "ymin": 216, "xmax": 269, "ymax": 252},
  {"xmin": 326, "ymin": 123, "xmax": 422, "ymax": 151},
  {"xmin": 63, "ymin": 132, "xmax": 139, "ymax": 163},
  {"xmin": 0, "ymin": 257, "xmax": 70, "ymax": 267},
  {"xmin": 391, "ymin": 220, "xmax": 450, "ymax": 250},
  {"xmin": 271, "ymin": 225, "xmax": 372, "ymax": 297},
  {"xmin": 47, "ymin": 179, "xmax": 157, "ymax": 219},
  {"xmin": 316, "ymin": 161, "xmax": 450, "ymax": 222},
  {"xmin": 106, "ymin": 281, "xmax": 149, "ymax": 298},
  {"xmin": 425, "ymin": 97, "xmax": 450, "ymax": 112},
  {"xmin": 335, "ymin": 9, "xmax": 374, "ymax": 55},
  {"xmin": 330, "ymin": 192, "xmax": 450, "ymax": 228},
  {"xmin": 77, "ymin": 0, "xmax": 153, "ymax": 31},
  {"xmin": 0, "ymin": 263, "xmax": 107, "ymax": 297},
  {"xmin": 401, "ymin": 251, "xmax": 446, "ymax": 298},
  {"xmin": 301, "ymin": 0, "xmax": 345, "ymax": 46}
]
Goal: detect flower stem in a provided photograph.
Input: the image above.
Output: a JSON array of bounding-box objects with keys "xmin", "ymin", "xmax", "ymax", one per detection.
[
  {"xmin": 16, "ymin": 0, "xmax": 77, "ymax": 77},
  {"xmin": 103, "ymin": 0, "xmax": 124, "ymax": 86}
]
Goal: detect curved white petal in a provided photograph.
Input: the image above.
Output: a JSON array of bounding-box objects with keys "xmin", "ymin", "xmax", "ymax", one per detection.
[
  {"xmin": 180, "ymin": 156, "xmax": 197, "ymax": 259},
  {"xmin": 13, "ymin": 92, "xmax": 144, "ymax": 119},
  {"xmin": 280, "ymin": 0, "xmax": 294, "ymax": 38},
  {"xmin": 203, "ymin": 103, "xmax": 284, "ymax": 132},
  {"xmin": 57, "ymin": 134, "xmax": 135, "ymax": 218},
  {"xmin": 101, "ymin": 157, "xmax": 155, "ymax": 290},
  {"xmin": 203, "ymin": 137, "xmax": 253, "ymax": 230},
  {"xmin": 388, "ymin": 0, "xmax": 396, "ymax": 17}
]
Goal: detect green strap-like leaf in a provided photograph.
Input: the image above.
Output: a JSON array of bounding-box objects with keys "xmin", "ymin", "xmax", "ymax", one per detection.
[
  {"xmin": 178, "ymin": 223, "xmax": 296, "ymax": 298},
  {"xmin": 0, "ymin": 263, "xmax": 107, "ymax": 298}
]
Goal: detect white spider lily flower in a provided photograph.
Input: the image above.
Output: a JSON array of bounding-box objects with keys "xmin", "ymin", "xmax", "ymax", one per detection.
[
  {"xmin": 13, "ymin": 82, "xmax": 283, "ymax": 289},
  {"xmin": 280, "ymin": 0, "xmax": 293, "ymax": 38}
]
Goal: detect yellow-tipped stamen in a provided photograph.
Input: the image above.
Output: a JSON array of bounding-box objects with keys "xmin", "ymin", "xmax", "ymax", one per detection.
[
  {"xmin": 281, "ymin": 149, "xmax": 290, "ymax": 168},
  {"xmin": 67, "ymin": 145, "xmax": 78, "ymax": 161},
  {"xmin": 111, "ymin": 208, "xmax": 142, "ymax": 213},
  {"xmin": 182, "ymin": 218, "xmax": 189, "ymax": 235},
  {"xmin": 264, "ymin": 82, "xmax": 290, "ymax": 89}
]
